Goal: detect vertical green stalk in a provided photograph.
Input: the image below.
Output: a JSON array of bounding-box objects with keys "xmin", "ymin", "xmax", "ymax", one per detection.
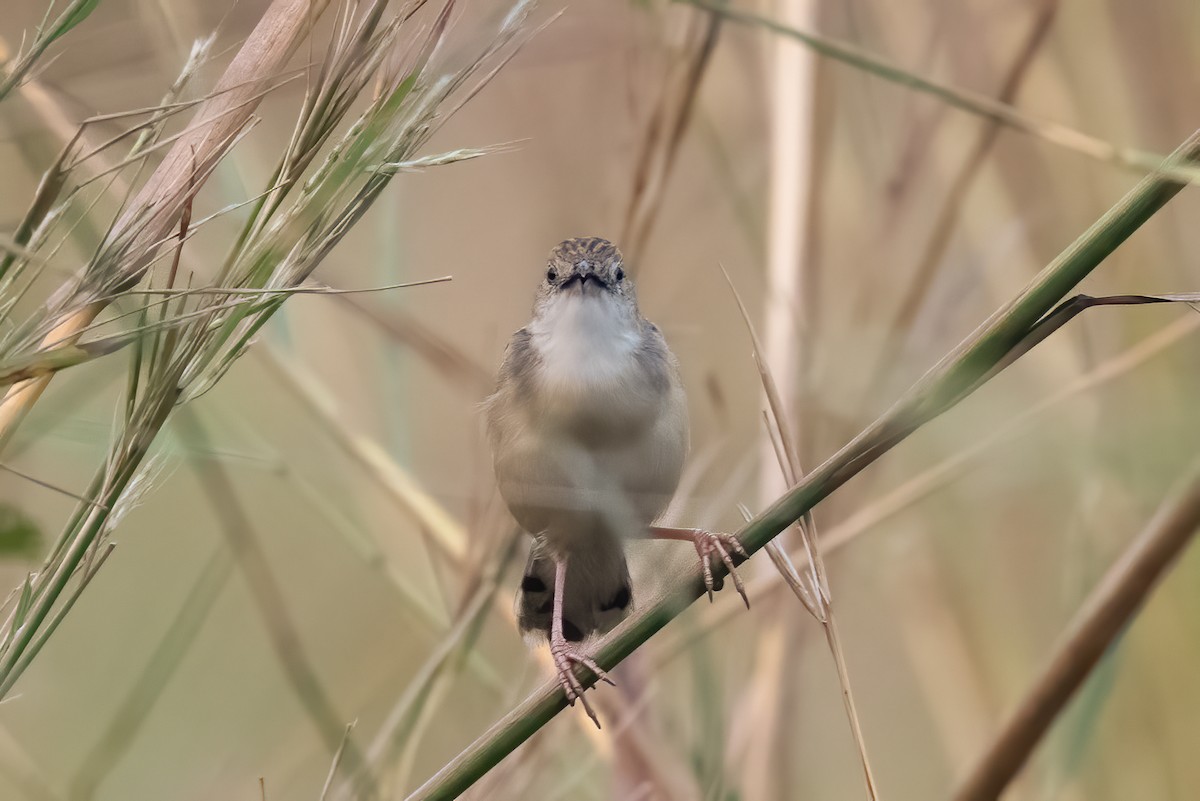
[{"xmin": 0, "ymin": 387, "xmax": 178, "ymax": 695}]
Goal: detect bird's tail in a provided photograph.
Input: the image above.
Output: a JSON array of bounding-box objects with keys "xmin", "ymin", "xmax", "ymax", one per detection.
[{"xmin": 516, "ymin": 541, "xmax": 633, "ymax": 642}]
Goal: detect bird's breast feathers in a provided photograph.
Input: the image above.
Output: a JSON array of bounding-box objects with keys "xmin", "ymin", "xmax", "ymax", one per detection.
[
  {"xmin": 526, "ymin": 293, "xmax": 672, "ymax": 437},
  {"xmin": 487, "ymin": 292, "xmax": 687, "ymax": 538}
]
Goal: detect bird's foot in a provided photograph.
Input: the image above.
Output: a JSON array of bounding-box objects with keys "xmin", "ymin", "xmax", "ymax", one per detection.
[
  {"xmin": 689, "ymin": 530, "xmax": 750, "ymax": 607},
  {"xmin": 550, "ymin": 638, "xmax": 614, "ymax": 729}
]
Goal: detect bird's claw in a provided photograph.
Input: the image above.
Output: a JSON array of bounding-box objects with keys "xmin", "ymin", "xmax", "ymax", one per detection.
[
  {"xmin": 550, "ymin": 642, "xmax": 614, "ymax": 729},
  {"xmin": 692, "ymin": 530, "xmax": 750, "ymax": 608}
]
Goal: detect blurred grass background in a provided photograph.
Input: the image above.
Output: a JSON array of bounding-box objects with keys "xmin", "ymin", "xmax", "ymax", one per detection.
[{"xmin": 1, "ymin": 0, "xmax": 1200, "ymax": 799}]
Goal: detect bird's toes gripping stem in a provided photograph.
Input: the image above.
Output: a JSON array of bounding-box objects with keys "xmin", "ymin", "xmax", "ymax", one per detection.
[
  {"xmin": 692, "ymin": 530, "xmax": 750, "ymax": 608},
  {"xmin": 550, "ymin": 639, "xmax": 614, "ymax": 729}
]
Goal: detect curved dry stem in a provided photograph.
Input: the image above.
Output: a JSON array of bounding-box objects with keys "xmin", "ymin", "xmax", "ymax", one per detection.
[{"xmin": 951, "ymin": 462, "xmax": 1200, "ymax": 801}]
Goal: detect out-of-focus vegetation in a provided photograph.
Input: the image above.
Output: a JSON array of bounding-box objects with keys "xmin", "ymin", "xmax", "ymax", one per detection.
[{"xmin": 1, "ymin": 1, "xmax": 1199, "ymax": 800}]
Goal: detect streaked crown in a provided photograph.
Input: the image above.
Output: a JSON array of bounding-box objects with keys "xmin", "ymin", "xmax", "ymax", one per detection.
[{"xmin": 549, "ymin": 236, "xmax": 620, "ymax": 268}]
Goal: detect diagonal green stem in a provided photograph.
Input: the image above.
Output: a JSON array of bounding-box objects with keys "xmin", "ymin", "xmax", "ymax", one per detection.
[{"xmin": 405, "ymin": 129, "xmax": 1200, "ymax": 801}]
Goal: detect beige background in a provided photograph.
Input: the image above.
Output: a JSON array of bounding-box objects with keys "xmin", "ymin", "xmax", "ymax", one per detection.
[{"xmin": 1, "ymin": 0, "xmax": 1199, "ymax": 799}]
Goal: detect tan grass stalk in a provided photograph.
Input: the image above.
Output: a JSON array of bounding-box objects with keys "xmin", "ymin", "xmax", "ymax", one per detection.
[
  {"xmin": 751, "ymin": 8, "xmax": 821, "ymax": 788},
  {"xmin": 620, "ymin": 6, "xmax": 720, "ymax": 265},
  {"xmin": 722, "ymin": 259, "xmax": 880, "ymax": 798},
  {"xmin": 333, "ymin": 293, "xmax": 493, "ymax": 396},
  {"xmin": 760, "ymin": 0, "xmax": 817, "ymax": 501},
  {"xmin": 952, "ymin": 461, "xmax": 1200, "ymax": 801},
  {"xmin": 175, "ymin": 410, "xmax": 377, "ymax": 796},
  {"xmin": 680, "ymin": 0, "xmax": 1200, "ymax": 185},
  {"xmin": 885, "ymin": 550, "xmax": 995, "ymax": 768},
  {"xmin": 321, "ymin": 722, "xmax": 357, "ymax": 801},
  {"xmin": 68, "ymin": 547, "xmax": 235, "ymax": 799},
  {"xmin": 257, "ymin": 347, "xmax": 469, "ymax": 564},
  {"xmin": 860, "ymin": 0, "xmax": 1060, "ymax": 406}
]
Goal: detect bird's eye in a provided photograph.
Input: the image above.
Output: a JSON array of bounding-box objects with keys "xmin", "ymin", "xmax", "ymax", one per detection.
[
  {"xmin": 546, "ymin": 267, "xmax": 557, "ymax": 282},
  {"xmin": 615, "ymin": 267, "xmax": 625, "ymax": 281}
]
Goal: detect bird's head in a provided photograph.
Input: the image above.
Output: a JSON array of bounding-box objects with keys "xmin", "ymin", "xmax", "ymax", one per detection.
[{"xmin": 537, "ymin": 237, "xmax": 635, "ymax": 308}]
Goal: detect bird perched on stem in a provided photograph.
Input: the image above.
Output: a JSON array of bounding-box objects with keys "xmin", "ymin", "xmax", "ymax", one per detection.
[{"xmin": 485, "ymin": 236, "xmax": 749, "ymax": 727}]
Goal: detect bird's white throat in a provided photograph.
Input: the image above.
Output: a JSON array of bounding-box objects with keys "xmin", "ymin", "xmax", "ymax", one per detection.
[{"xmin": 529, "ymin": 292, "xmax": 641, "ymax": 394}]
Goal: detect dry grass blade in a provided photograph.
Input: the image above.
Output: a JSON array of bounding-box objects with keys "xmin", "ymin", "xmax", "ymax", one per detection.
[
  {"xmin": 321, "ymin": 722, "xmax": 357, "ymax": 801},
  {"xmin": 343, "ymin": 532, "xmax": 581, "ymax": 799},
  {"xmin": 0, "ymin": 335, "xmax": 141, "ymax": 388},
  {"xmin": 0, "ymin": 0, "xmax": 536, "ymax": 704},
  {"xmin": 859, "ymin": 0, "xmax": 1059, "ymax": 405},
  {"xmin": 823, "ymin": 310, "xmax": 1200, "ymax": 550},
  {"xmin": 718, "ymin": 264, "xmax": 802, "ymax": 482},
  {"xmin": 0, "ymin": 461, "xmax": 107, "ymax": 508},
  {"xmin": 125, "ymin": 275, "xmax": 452, "ymax": 297},
  {"xmin": 620, "ymin": 5, "xmax": 720, "ymax": 264},
  {"xmin": 69, "ymin": 547, "xmax": 234, "ymax": 799},
  {"xmin": 679, "ymin": 0, "xmax": 1200, "ymax": 185},
  {"xmin": 0, "ymin": 0, "xmax": 334, "ymax": 449},
  {"xmin": 333, "ymin": 293, "xmax": 493, "ymax": 395},
  {"xmin": 951, "ymin": 461, "xmax": 1200, "ymax": 801},
  {"xmin": 175, "ymin": 410, "xmax": 377, "ymax": 797},
  {"xmin": 722, "ymin": 256, "xmax": 879, "ymax": 798},
  {"xmin": 258, "ymin": 347, "xmax": 468, "ymax": 566}
]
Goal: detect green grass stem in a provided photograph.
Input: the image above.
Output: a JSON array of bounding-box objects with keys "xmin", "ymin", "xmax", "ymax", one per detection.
[{"xmin": 405, "ymin": 128, "xmax": 1200, "ymax": 801}]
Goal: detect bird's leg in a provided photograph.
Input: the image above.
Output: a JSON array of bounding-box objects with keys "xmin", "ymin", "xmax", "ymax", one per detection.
[
  {"xmin": 648, "ymin": 526, "xmax": 750, "ymax": 607},
  {"xmin": 549, "ymin": 554, "xmax": 614, "ymax": 729}
]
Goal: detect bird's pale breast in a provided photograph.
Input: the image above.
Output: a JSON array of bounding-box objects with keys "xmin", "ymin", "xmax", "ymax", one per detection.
[{"xmin": 490, "ymin": 292, "xmax": 687, "ymax": 550}]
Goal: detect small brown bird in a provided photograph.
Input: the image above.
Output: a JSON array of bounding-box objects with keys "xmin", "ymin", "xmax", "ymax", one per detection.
[{"xmin": 485, "ymin": 236, "xmax": 748, "ymax": 726}]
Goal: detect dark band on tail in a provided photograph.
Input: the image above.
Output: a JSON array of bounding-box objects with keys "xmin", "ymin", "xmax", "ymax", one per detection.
[
  {"xmin": 600, "ymin": 585, "xmax": 631, "ymax": 612},
  {"xmin": 516, "ymin": 546, "xmax": 633, "ymax": 642}
]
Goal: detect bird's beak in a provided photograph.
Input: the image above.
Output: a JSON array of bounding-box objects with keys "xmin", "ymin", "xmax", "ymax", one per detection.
[{"xmin": 562, "ymin": 262, "xmax": 607, "ymax": 292}]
